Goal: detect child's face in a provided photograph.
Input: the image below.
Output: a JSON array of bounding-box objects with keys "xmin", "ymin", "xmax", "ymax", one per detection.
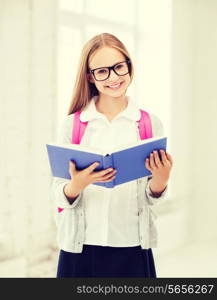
[{"xmin": 88, "ymin": 46, "xmax": 131, "ymax": 98}]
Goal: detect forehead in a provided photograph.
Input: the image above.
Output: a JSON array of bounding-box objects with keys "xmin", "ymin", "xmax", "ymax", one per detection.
[{"xmin": 89, "ymin": 47, "xmax": 125, "ymax": 69}]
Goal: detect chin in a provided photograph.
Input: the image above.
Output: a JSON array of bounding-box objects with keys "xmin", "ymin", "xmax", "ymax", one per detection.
[{"xmin": 105, "ymin": 92, "xmax": 125, "ymax": 99}]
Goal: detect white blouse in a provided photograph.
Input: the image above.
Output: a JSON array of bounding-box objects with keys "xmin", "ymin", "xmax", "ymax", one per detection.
[{"xmin": 55, "ymin": 95, "xmax": 165, "ymax": 247}]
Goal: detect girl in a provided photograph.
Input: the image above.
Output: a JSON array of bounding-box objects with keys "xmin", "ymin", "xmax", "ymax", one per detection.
[{"xmin": 52, "ymin": 33, "xmax": 173, "ymax": 278}]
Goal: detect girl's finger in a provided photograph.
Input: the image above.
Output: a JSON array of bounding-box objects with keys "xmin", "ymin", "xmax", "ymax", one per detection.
[
  {"xmin": 69, "ymin": 161, "xmax": 76, "ymax": 175},
  {"xmin": 161, "ymin": 150, "xmax": 172, "ymax": 168},
  {"xmin": 93, "ymin": 169, "xmax": 116, "ymax": 181},
  {"xmin": 153, "ymin": 151, "xmax": 162, "ymax": 168},
  {"xmin": 145, "ymin": 158, "xmax": 151, "ymax": 171},
  {"xmin": 149, "ymin": 153, "xmax": 156, "ymax": 170},
  {"xmin": 94, "ymin": 173, "xmax": 116, "ymax": 182},
  {"xmin": 160, "ymin": 150, "xmax": 169, "ymax": 166},
  {"xmin": 85, "ymin": 162, "xmax": 100, "ymax": 174},
  {"xmin": 95, "ymin": 176, "xmax": 116, "ymax": 183},
  {"xmin": 104, "ymin": 176, "xmax": 116, "ymax": 182},
  {"xmin": 91, "ymin": 168, "xmax": 111, "ymax": 179},
  {"xmin": 166, "ymin": 152, "xmax": 173, "ymax": 166}
]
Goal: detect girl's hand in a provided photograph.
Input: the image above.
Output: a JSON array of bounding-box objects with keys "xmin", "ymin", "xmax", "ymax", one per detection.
[
  {"xmin": 67, "ymin": 161, "xmax": 117, "ymax": 196},
  {"xmin": 145, "ymin": 150, "xmax": 173, "ymax": 185}
]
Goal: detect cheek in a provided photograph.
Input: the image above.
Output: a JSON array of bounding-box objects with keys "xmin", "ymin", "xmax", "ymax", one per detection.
[
  {"xmin": 94, "ymin": 81, "xmax": 105, "ymax": 91},
  {"xmin": 122, "ymin": 75, "xmax": 131, "ymax": 88},
  {"xmin": 126, "ymin": 74, "xmax": 131, "ymax": 84}
]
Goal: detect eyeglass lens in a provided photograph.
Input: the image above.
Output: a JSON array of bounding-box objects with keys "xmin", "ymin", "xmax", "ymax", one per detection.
[{"xmin": 94, "ymin": 62, "xmax": 129, "ymax": 81}]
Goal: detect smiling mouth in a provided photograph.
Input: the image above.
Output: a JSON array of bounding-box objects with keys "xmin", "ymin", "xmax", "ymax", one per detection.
[{"xmin": 106, "ymin": 82, "xmax": 124, "ymax": 89}]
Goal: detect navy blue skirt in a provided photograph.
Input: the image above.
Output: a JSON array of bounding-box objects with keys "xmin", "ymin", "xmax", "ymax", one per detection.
[{"xmin": 56, "ymin": 244, "xmax": 157, "ymax": 278}]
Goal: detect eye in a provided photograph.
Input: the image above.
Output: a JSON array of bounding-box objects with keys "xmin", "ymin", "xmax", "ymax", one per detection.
[
  {"xmin": 115, "ymin": 63, "xmax": 124, "ymax": 70},
  {"xmin": 96, "ymin": 68, "xmax": 108, "ymax": 74}
]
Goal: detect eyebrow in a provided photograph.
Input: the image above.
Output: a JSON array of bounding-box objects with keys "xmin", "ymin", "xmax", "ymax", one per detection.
[{"xmin": 90, "ymin": 60, "xmax": 125, "ymax": 70}]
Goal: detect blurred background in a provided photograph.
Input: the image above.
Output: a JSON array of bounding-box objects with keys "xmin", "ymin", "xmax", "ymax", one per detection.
[{"xmin": 0, "ymin": 0, "xmax": 217, "ymax": 277}]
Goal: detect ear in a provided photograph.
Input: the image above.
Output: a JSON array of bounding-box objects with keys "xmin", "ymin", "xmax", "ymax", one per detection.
[{"xmin": 87, "ymin": 73, "xmax": 95, "ymax": 83}]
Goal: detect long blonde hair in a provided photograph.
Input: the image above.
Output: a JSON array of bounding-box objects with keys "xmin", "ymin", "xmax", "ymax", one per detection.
[{"xmin": 67, "ymin": 33, "xmax": 134, "ymax": 115}]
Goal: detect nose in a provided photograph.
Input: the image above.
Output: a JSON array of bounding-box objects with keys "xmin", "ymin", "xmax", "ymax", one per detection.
[{"xmin": 108, "ymin": 69, "xmax": 119, "ymax": 81}]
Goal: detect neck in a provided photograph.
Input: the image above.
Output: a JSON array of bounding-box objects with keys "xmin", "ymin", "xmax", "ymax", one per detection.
[{"xmin": 95, "ymin": 93, "xmax": 128, "ymax": 115}]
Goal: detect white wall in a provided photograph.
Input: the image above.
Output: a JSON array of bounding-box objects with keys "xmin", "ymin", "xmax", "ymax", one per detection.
[
  {"xmin": 191, "ymin": 0, "xmax": 217, "ymax": 243},
  {"xmin": 157, "ymin": 0, "xmax": 195, "ymax": 254},
  {"xmin": 150, "ymin": 0, "xmax": 217, "ymax": 259},
  {"xmin": 0, "ymin": 0, "xmax": 58, "ymax": 276},
  {"xmin": 169, "ymin": 0, "xmax": 217, "ymax": 247}
]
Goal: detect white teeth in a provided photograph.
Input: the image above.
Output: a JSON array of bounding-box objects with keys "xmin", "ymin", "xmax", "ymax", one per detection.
[
  {"xmin": 108, "ymin": 83, "xmax": 122, "ymax": 88},
  {"xmin": 110, "ymin": 84, "xmax": 119, "ymax": 87}
]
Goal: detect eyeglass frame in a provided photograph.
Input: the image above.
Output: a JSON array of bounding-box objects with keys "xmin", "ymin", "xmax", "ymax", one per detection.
[{"xmin": 88, "ymin": 59, "xmax": 131, "ymax": 81}]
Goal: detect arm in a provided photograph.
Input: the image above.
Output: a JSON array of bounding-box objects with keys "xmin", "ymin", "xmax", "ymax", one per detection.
[
  {"xmin": 50, "ymin": 114, "xmax": 82, "ymax": 209},
  {"xmin": 144, "ymin": 114, "xmax": 173, "ymax": 205},
  {"xmin": 51, "ymin": 177, "xmax": 82, "ymax": 208},
  {"xmin": 145, "ymin": 176, "xmax": 168, "ymax": 205},
  {"xmin": 63, "ymin": 182, "xmax": 80, "ymax": 205},
  {"xmin": 149, "ymin": 178, "xmax": 167, "ymax": 197}
]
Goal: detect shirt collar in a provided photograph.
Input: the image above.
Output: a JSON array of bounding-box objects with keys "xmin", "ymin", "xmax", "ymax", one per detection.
[{"xmin": 80, "ymin": 95, "xmax": 141, "ymax": 122}]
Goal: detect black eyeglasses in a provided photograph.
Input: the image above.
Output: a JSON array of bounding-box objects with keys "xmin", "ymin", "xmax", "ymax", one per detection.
[{"xmin": 88, "ymin": 60, "xmax": 131, "ymax": 81}]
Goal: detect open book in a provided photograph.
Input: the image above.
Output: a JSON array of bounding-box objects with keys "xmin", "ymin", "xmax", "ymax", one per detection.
[{"xmin": 46, "ymin": 136, "xmax": 167, "ymax": 188}]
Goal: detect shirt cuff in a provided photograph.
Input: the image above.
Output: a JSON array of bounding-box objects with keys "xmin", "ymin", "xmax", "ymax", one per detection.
[
  {"xmin": 51, "ymin": 178, "xmax": 82, "ymax": 209},
  {"xmin": 145, "ymin": 177, "xmax": 168, "ymax": 205}
]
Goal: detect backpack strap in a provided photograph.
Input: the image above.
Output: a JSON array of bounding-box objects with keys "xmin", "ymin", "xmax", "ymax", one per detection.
[
  {"xmin": 71, "ymin": 111, "xmax": 88, "ymax": 144},
  {"xmin": 137, "ymin": 109, "xmax": 153, "ymax": 139}
]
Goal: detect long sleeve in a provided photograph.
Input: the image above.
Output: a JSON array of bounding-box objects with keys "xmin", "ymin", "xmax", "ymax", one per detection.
[
  {"xmin": 145, "ymin": 113, "xmax": 169, "ymax": 205},
  {"xmin": 50, "ymin": 114, "xmax": 83, "ymax": 210}
]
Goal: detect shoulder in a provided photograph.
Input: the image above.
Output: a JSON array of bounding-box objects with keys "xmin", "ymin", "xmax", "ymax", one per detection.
[
  {"xmin": 140, "ymin": 110, "xmax": 164, "ymax": 137},
  {"xmin": 149, "ymin": 112, "xmax": 164, "ymax": 137},
  {"xmin": 59, "ymin": 113, "xmax": 75, "ymax": 135},
  {"xmin": 61, "ymin": 113, "xmax": 74, "ymax": 127}
]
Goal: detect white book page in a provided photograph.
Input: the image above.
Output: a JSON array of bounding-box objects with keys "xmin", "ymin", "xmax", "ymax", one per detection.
[
  {"xmin": 47, "ymin": 135, "xmax": 166, "ymax": 156},
  {"xmin": 47, "ymin": 142, "xmax": 107, "ymax": 155},
  {"xmin": 110, "ymin": 135, "xmax": 167, "ymax": 154}
]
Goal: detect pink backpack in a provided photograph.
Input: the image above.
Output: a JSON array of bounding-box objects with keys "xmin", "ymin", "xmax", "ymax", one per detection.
[{"xmin": 58, "ymin": 109, "xmax": 152, "ymax": 213}]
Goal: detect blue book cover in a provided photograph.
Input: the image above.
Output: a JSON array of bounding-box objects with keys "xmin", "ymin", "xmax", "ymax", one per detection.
[{"xmin": 46, "ymin": 136, "xmax": 167, "ymax": 188}]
